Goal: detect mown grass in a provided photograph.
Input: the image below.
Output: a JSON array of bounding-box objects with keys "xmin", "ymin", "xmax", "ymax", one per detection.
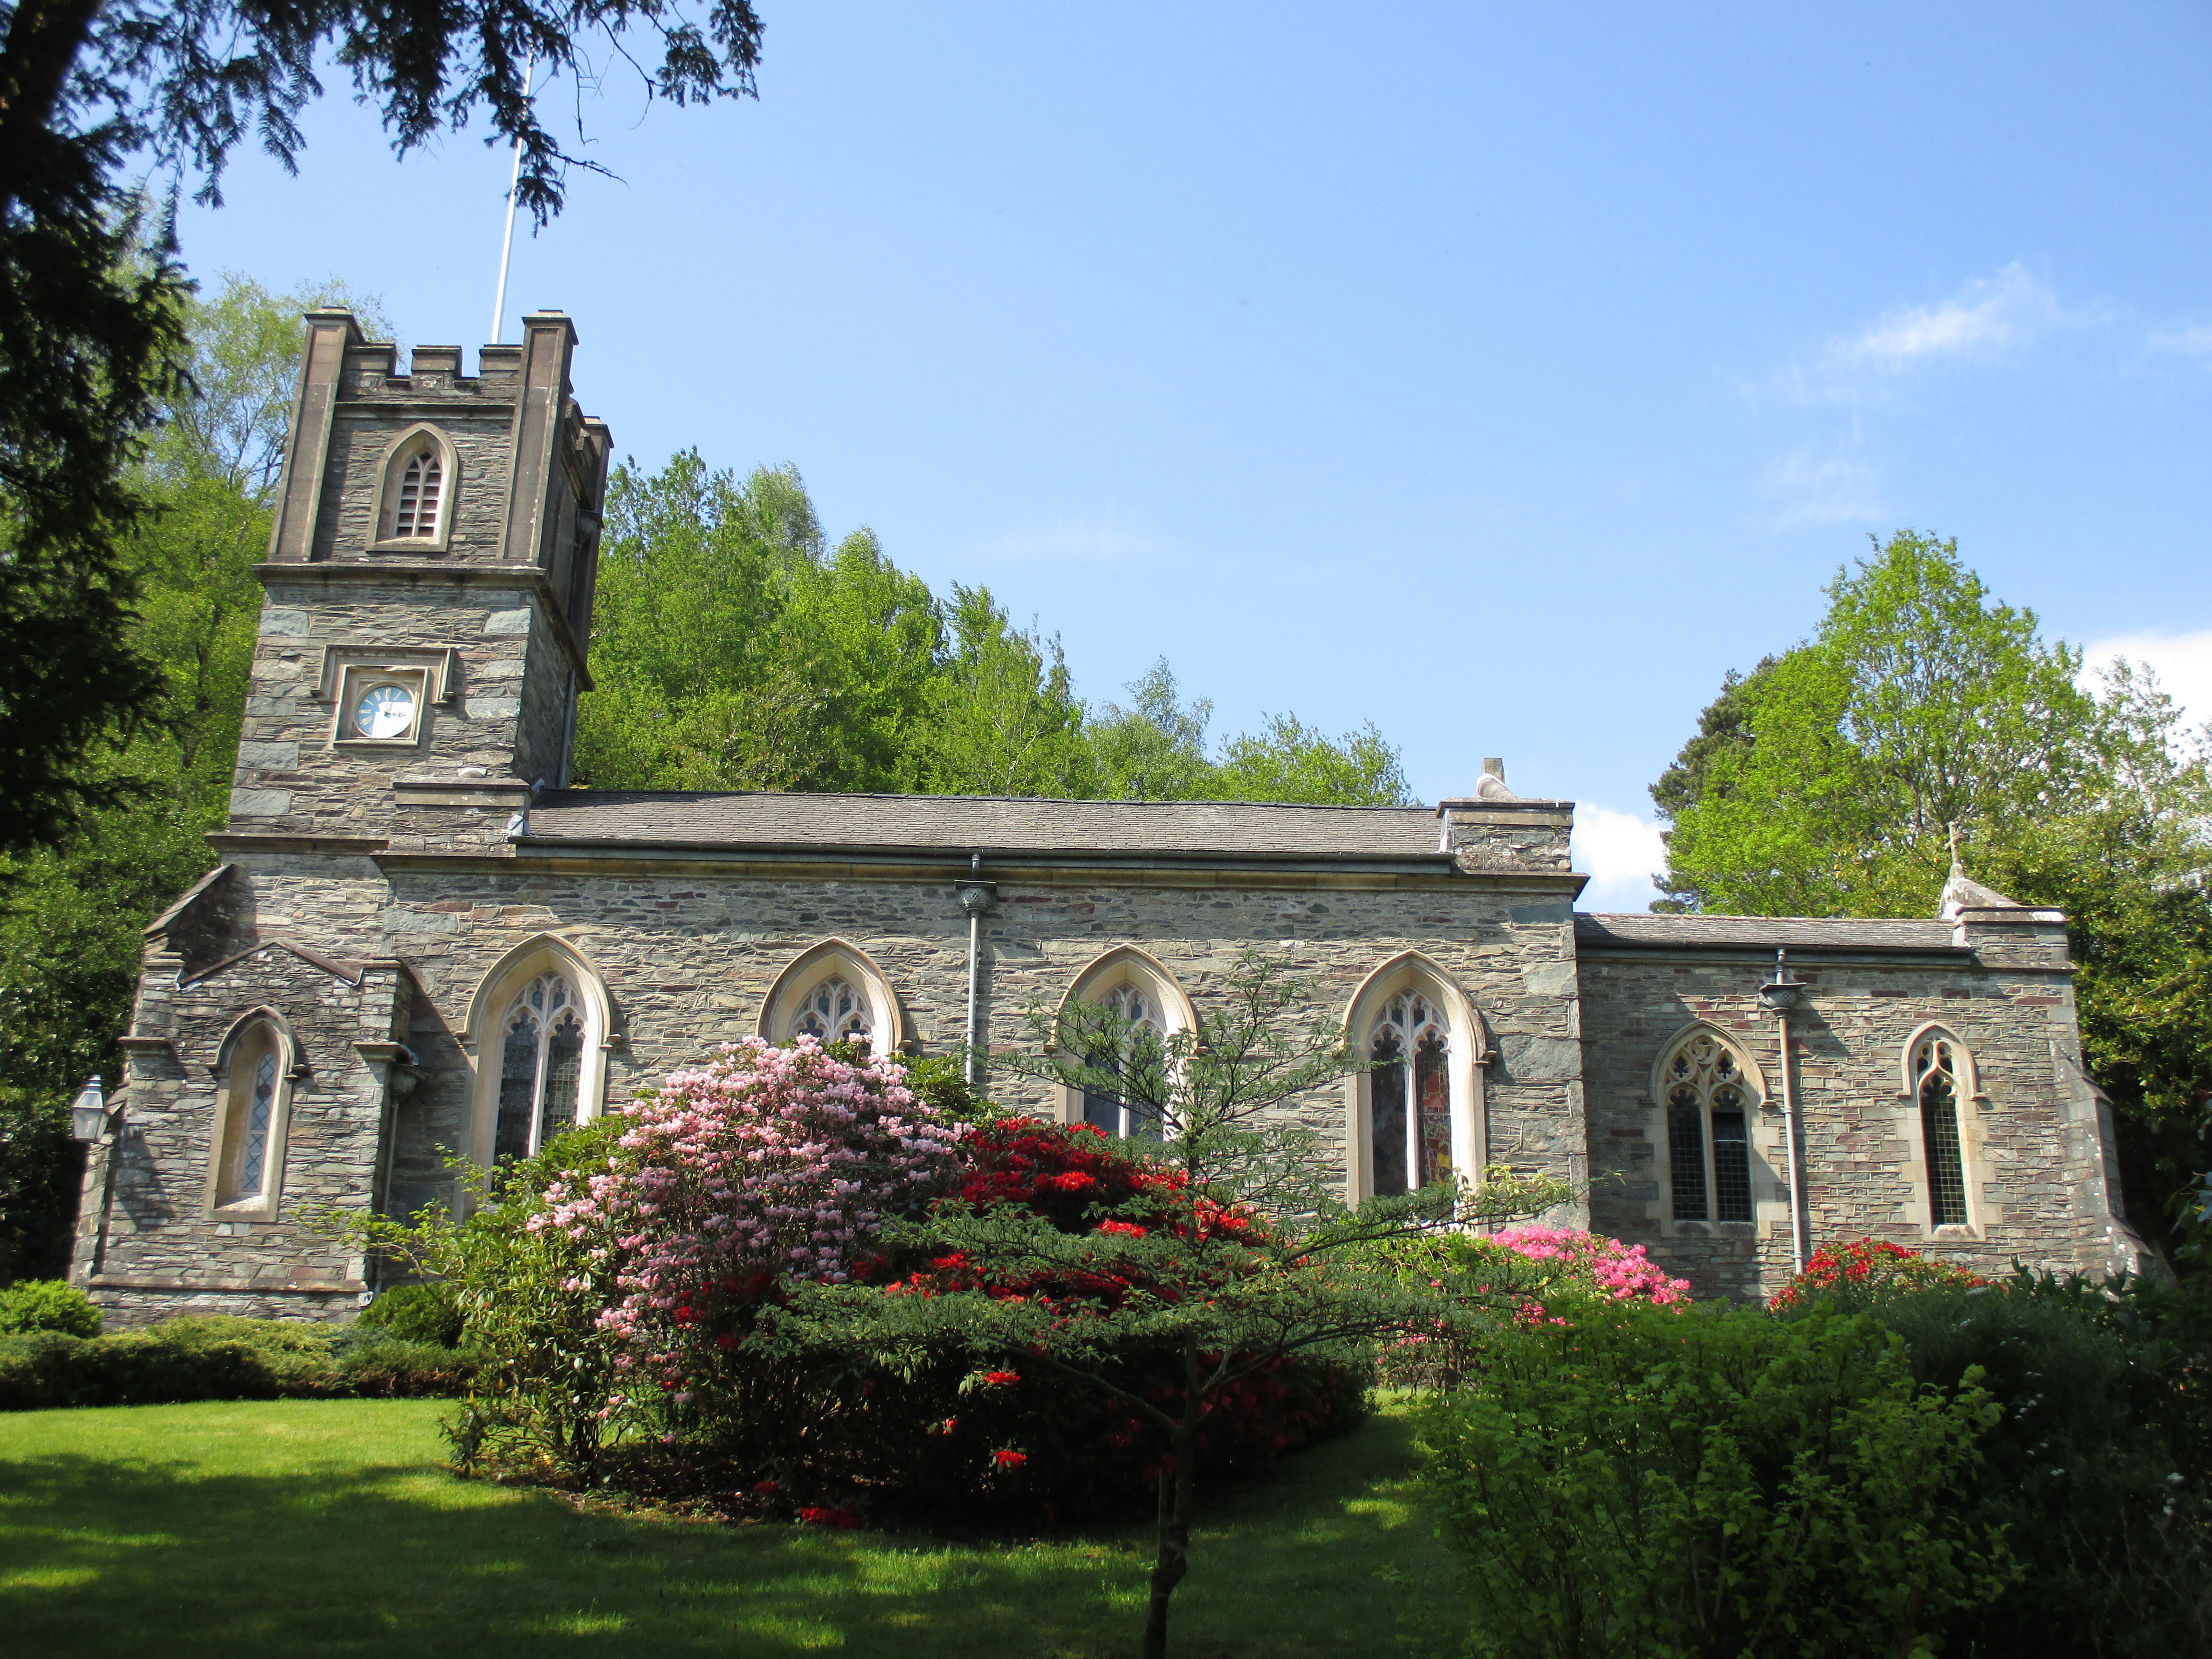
[{"xmin": 0, "ymin": 1398, "xmax": 1463, "ymax": 1657}]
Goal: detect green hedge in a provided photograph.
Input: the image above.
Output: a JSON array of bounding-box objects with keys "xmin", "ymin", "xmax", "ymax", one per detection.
[
  {"xmin": 0, "ymin": 1279, "xmax": 100, "ymax": 1337},
  {"xmin": 0, "ymin": 1314, "xmax": 478, "ymax": 1410}
]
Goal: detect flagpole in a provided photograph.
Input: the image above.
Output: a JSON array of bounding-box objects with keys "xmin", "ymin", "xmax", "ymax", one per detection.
[{"xmin": 489, "ymin": 57, "xmax": 536, "ymax": 345}]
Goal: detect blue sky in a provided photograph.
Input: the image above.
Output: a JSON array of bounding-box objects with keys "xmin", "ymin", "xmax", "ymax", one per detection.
[{"xmin": 169, "ymin": 3, "xmax": 2212, "ymax": 909}]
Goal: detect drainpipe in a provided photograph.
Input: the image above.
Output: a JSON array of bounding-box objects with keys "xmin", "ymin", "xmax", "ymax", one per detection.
[
  {"xmin": 1759, "ymin": 949, "xmax": 1809, "ymax": 1277},
  {"xmin": 956, "ymin": 854, "xmax": 996, "ymax": 1089}
]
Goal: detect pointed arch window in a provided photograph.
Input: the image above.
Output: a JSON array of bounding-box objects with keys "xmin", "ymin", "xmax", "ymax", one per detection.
[
  {"xmin": 1368, "ymin": 991, "xmax": 1451, "ymax": 1197},
  {"xmin": 1912, "ymin": 1033, "xmax": 1970, "ymax": 1227},
  {"xmin": 493, "ymin": 973, "xmax": 587, "ymax": 1160},
  {"xmin": 1662, "ymin": 1029, "xmax": 1755, "ymax": 1223},
  {"xmin": 372, "ymin": 425, "xmax": 457, "ymax": 551},
  {"xmin": 205, "ymin": 1011, "xmax": 299, "ymax": 1219},
  {"xmin": 221, "ymin": 1031, "xmax": 282, "ymax": 1202},
  {"xmin": 1056, "ymin": 948, "xmax": 1196, "ymax": 1142}
]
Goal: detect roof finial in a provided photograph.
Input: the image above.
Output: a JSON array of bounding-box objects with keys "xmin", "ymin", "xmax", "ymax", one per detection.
[{"xmin": 1946, "ymin": 820, "xmax": 1965, "ymax": 879}]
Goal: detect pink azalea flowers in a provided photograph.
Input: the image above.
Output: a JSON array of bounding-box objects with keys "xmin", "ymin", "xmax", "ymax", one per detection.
[
  {"xmin": 532, "ymin": 1035, "xmax": 963, "ymax": 1373},
  {"xmin": 1483, "ymin": 1224, "xmax": 1691, "ymax": 1305}
]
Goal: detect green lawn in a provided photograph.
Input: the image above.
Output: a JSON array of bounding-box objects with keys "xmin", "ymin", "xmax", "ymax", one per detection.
[{"xmin": 0, "ymin": 1399, "xmax": 1464, "ymax": 1657}]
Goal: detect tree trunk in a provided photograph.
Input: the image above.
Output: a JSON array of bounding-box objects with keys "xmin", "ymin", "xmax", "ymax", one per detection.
[
  {"xmin": 1139, "ymin": 1343, "xmax": 1202, "ymax": 1659},
  {"xmin": 0, "ymin": 0, "xmax": 104, "ymax": 206}
]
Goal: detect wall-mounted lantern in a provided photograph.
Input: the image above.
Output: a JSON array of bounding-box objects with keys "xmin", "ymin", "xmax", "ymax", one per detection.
[{"xmin": 69, "ymin": 1075, "xmax": 114, "ymax": 1143}]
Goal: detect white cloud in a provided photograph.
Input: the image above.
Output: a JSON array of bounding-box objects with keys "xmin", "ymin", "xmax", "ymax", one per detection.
[
  {"xmin": 2081, "ymin": 627, "xmax": 2212, "ymax": 725},
  {"xmin": 1838, "ymin": 263, "xmax": 2060, "ymax": 372},
  {"xmin": 978, "ymin": 519, "xmax": 1154, "ymax": 560},
  {"xmin": 1762, "ymin": 444, "xmax": 1882, "ymax": 528},
  {"xmin": 1572, "ymin": 805, "xmax": 1669, "ymax": 914},
  {"xmin": 1763, "ymin": 264, "xmax": 2076, "ymax": 406},
  {"xmin": 2144, "ymin": 323, "xmax": 2212, "ymax": 363}
]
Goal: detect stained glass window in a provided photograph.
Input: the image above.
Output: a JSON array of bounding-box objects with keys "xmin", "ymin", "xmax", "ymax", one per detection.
[
  {"xmin": 792, "ymin": 975, "xmax": 871, "ymax": 1056},
  {"xmin": 1662, "ymin": 1032, "xmax": 1757, "ymax": 1224},
  {"xmin": 1083, "ymin": 983, "xmax": 1163, "ymax": 1141},
  {"xmin": 1915, "ymin": 1036, "xmax": 1969, "ymax": 1226},
  {"xmin": 1369, "ymin": 991, "xmax": 1450, "ymax": 1197},
  {"xmin": 494, "ymin": 973, "xmax": 588, "ymax": 1160}
]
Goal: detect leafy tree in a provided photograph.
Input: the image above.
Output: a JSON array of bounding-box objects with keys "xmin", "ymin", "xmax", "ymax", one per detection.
[
  {"xmin": 575, "ymin": 453, "xmax": 945, "ymax": 791},
  {"xmin": 1648, "ymin": 656, "xmax": 1774, "ymax": 912},
  {"xmin": 1656, "ymin": 532, "xmax": 2109, "ymax": 918},
  {"xmin": 0, "ymin": 0, "xmax": 764, "ymax": 854},
  {"xmin": 1088, "ymin": 659, "xmax": 1217, "ymax": 801},
  {"xmin": 1214, "ymin": 712, "xmax": 1411, "ymax": 806},
  {"xmin": 918, "ymin": 585, "xmax": 1092, "ymax": 796},
  {"xmin": 1651, "ymin": 530, "xmax": 2212, "ymax": 1265},
  {"xmin": 783, "ymin": 954, "xmax": 1570, "ymax": 1659},
  {"xmin": 1088, "ymin": 661, "xmax": 1414, "ymax": 807}
]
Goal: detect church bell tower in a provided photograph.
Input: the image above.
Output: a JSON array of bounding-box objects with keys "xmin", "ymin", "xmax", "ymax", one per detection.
[{"xmin": 223, "ymin": 309, "xmax": 611, "ymax": 853}]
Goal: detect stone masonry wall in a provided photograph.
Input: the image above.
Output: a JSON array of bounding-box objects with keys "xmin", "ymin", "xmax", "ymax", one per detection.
[
  {"xmin": 1580, "ymin": 927, "xmax": 2122, "ymax": 1303},
  {"xmin": 233, "ymin": 859, "xmax": 1586, "ymax": 1257},
  {"xmin": 230, "ymin": 579, "xmax": 558, "ymax": 841},
  {"xmin": 75, "ymin": 943, "xmax": 414, "ymax": 1326}
]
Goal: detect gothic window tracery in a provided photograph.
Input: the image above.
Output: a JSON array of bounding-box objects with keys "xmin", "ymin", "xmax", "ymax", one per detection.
[
  {"xmin": 1662, "ymin": 1030, "xmax": 1755, "ymax": 1224},
  {"xmin": 494, "ymin": 973, "xmax": 587, "ymax": 1160},
  {"xmin": 1369, "ymin": 991, "xmax": 1451, "ymax": 1197},
  {"xmin": 790, "ymin": 974, "xmax": 872, "ymax": 1057},
  {"xmin": 209, "ymin": 1015, "xmax": 293, "ymax": 1214},
  {"xmin": 375, "ymin": 426, "xmax": 455, "ymax": 548},
  {"xmin": 1912, "ymin": 1033, "xmax": 1971, "ymax": 1227}
]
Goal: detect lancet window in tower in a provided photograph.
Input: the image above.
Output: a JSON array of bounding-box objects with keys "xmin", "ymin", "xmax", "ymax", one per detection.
[
  {"xmin": 1663, "ymin": 1030, "xmax": 1755, "ymax": 1223},
  {"xmin": 1083, "ymin": 982, "xmax": 1165, "ymax": 1141},
  {"xmin": 494, "ymin": 974, "xmax": 586, "ymax": 1160},
  {"xmin": 791, "ymin": 975, "xmax": 872, "ymax": 1057},
  {"xmin": 1913, "ymin": 1034, "xmax": 1970, "ymax": 1226},
  {"xmin": 392, "ymin": 445, "xmax": 443, "ymax": 539},
  {"xmin": 217, "ymin": 1025, "xmax": 284, "ymax": 1204},
  {"xmin": 1370, "ymin": 992, "xmax": 1451, "ymax": 1197}
]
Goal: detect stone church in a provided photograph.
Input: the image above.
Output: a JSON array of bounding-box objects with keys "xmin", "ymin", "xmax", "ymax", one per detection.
[{"xmin": 69, "ymin": 310, "xmax": 2152, "ymax": 1321}]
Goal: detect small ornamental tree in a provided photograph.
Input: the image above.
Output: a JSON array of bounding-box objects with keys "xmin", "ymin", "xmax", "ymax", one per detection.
[{"xmin": 771, "ymin": 953, "xmax": 1573, "ymax": 1659}]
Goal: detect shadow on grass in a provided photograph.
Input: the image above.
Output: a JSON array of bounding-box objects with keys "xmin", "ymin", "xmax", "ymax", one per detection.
[{"xmin": 0, "ymin": 1410, "xmax": 1463, "ymax": 1659}]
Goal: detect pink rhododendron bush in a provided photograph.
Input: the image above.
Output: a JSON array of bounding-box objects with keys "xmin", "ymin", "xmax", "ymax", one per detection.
[
  {"xmin": 534, "ymin": 1035, "xmax": 963, "ymax": 1399},
  {"xmin": 1372, "ymin": 1224, "xmax": 1690, "ymax": 1388},
  {"xmin": 1472, "ymin": 1225, "xmax": 1692, "ymax": 1305},
  {"xmin": 410, "ymin": 1038, "xmax": 1361, "ymax": 1523}
]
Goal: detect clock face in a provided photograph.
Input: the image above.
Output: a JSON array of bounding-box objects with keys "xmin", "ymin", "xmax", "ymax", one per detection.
[{"xmin": 354, "ymin": 681, "xmax": 417, "ymax": 740}]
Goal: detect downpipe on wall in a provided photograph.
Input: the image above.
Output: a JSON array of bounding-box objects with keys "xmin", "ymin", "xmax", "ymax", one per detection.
[
  {"xmin": 957, "ymin": 854, "xmax": 995, "ymax": 1090},
  {"xmin": 1760, "ymin": 950, "xmax": 1809, "ymax": 1278}
]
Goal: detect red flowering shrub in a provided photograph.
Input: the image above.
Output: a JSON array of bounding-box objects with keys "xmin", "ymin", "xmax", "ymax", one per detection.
[
  {"xmin": 626, "ymin": 1117, "xmax": 1356, "ymax": 1521},
  {"xmin": 1769, "ymin": 1237, "xmax": 1989, "ymax": 1311}
]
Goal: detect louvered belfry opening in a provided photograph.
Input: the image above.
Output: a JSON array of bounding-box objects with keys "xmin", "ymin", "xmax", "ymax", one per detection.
[{"xmin": 393, "ymin": 446, "xmax": 442, "ymax": 538}]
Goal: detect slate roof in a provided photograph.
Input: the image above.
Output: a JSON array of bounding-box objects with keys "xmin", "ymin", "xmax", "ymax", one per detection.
[
  {"xmin": 523, "ymin": 790, "xmax": 1452, "ymax": 860},
  {"xmin": 1574, "ymin": 913, "xmax": 1962, "ymax": 953}
]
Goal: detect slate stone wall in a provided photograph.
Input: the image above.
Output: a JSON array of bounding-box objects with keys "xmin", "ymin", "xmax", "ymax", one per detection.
[
  {"xmin": 75, "ymin": 943, "xmax": 415, "ymax": 1326},
  {"xmin": 1579, "ymin": 916, "xmax": 2130, "ymax": 1302},
  {"xmin": 229, "ymin": 578, "xmax": 559, "ymax": 842},
  {"xmin": 367, "ymin": 864, "xmax": 1594, "ymax": 1228}
]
